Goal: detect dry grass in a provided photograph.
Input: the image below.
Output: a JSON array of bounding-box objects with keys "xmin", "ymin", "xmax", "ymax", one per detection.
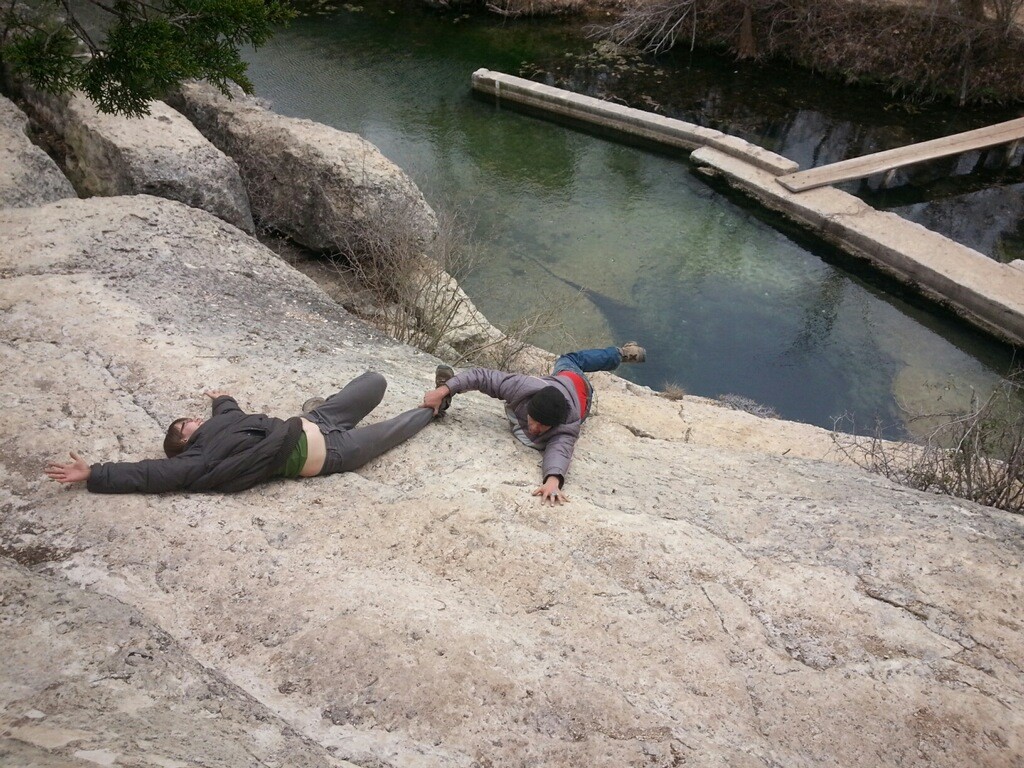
[
  {"xmin": 660, "ymin": 382, "xmax": 687, "ymax": 400},
  {"xmin": 832, "ymin": 377, "xmax": 1024, "ymax": 514},
  {"xmin": 717, "ymin": 393, "xmax": 779, "ymax": 419}
]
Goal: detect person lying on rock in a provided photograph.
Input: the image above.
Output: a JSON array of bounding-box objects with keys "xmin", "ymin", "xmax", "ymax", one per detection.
[
  {"xmin": 45, "ymin": 371, "xmax": 434, "ymax": 494},
  {"xmin": 421, "ymin": 343, "xmax": 646, "ymax": 506}
]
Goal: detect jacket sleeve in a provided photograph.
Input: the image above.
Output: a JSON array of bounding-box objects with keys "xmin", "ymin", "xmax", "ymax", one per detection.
[
  {"xmin": 211, "ymin": 395, "xmax": 242, "ymax": 417},
  {"xmin": 541, "ymin": 432, "xmax": 576, "ymax": 486},
  {"xmin": 446, "ymin": 369, "xmax": 540, "ymax": 405},
  {"xmin": 86, "ymin": 455, "xmax": 206, "ymax": 494}
]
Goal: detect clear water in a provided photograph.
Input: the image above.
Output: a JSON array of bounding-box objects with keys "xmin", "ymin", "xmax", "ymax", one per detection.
[{"xmin": 243, "ymin": 2, "xmax": 1020, "ymax": 435}]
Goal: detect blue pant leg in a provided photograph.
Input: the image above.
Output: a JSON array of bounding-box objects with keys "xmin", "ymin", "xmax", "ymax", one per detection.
[
  {"xmin": 552, "ymin": 346, "xmax": 621, "ymax": 375},
  {"xmin": 551, "ymin": 347, "xmax": 620, "ymax": 422}
]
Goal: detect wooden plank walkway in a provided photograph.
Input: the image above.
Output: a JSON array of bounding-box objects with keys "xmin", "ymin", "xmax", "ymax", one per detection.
[{"xmin": 776, "ymin": 116, "xmax": 1024, "ymax": 193}]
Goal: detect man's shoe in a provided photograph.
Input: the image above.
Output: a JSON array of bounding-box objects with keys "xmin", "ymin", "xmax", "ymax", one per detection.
[
  {"xmin": 435, "ymin": 364, "xmax": 455, "ymax": 414},
  {"xmin": 301, "ymin": 397, "xmax": 326, "ymax": 413},
  {"xmin": 618, "ymin": 342, "xmax": 646, "ymax": 364}
]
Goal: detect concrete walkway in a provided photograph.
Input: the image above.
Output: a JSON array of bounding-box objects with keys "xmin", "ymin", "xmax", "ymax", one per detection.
[
  {"xmin": 777, "ymin": 117, "xmax": 1024, "ymax": 192},
  {"xmin": 471, "ymin": 68, "xmax": 1024, "ymax": 348}
]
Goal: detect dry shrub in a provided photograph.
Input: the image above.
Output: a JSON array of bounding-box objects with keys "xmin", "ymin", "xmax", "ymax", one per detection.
[
  {"xmin": 661, "ymin": 382, "xmax": 687, "ymax": 400},
  {"xmin": 328, "ymin": 200, "xmax": 564, "ymax": 369},
  {"xmin": 597, "ymin": 0, "xmax": 1024, "ymax": 103},
  {"xmin": 474, "ymin": 301, "xmax": 576, "ymax": 372},
  {"xmin": 484, "ymin": 0, "xmax": 584, "ymax": 16},
  {"xmin": 717, "ymin": 393, "xmax": 779, "ymax": 418},
  {"xmin": 832, "ymin": 377, "xmax": 1024, "ymax": 514},
  {"xmin": 990, "ymin": 0, "xmax": 1024, "ymax": 30},
  {"xmin": 936, "ymin": 0, "xmax": 1024, "ymax": 32}
]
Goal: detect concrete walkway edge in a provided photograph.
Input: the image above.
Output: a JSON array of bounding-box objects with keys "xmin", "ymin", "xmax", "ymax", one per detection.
[{"xmin": 471, "ymin": 68, "xmax": 798, "ymax": 175}]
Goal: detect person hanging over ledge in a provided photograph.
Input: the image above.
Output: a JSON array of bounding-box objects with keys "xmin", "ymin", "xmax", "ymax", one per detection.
[
  {"xmin": 45, "ymin": 371, "xmax": 435, "ymax": 494},
  {"xmin": 421, "ymin": 343, "xmax": 646, "ymax": 506}
]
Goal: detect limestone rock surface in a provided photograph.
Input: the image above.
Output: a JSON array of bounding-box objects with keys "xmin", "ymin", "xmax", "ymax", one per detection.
[
  {"xmin": 18, "ymin": 89, "xmax": 254, "ymax": 232},
  {"xmin": 0, "ymin": 560, "xmax": 357, "ymax": 767},
  {"xmin": 2, "ymin": 196, "xmax": 1023, "ymax": 768},
  {"xmin": 167, "ymin": 82, "xmax": 438, "ymax": 252},
  {"xmin": 0, "ymin": 95, "xmax": 76, "ymax": 209}
]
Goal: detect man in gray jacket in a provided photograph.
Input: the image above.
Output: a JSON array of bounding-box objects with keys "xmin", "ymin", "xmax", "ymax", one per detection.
[{"xmin": 422, "ymin": 344, "xmax": 646, "ymax": 505}]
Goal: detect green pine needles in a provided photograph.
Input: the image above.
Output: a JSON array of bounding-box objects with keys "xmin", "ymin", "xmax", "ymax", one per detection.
[{"xmin": 1, "ymin": 0, "xmax": 294, "ymax": 116}]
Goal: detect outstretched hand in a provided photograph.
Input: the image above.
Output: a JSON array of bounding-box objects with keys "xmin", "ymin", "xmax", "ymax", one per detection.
[
  {"xmin": 532, "ymin": 476, "xmax": 569, "ymax": 506},
  {"xmin": 45, "ymin": 452, "xmax": 91, "ymax": 485},
  {"xmin": 422, "ymin": 386, "xmax": 450, "ymax": 415},
  {"xmin": 204, "ymin": 389, "xmax": 230, "ymax": 400}
]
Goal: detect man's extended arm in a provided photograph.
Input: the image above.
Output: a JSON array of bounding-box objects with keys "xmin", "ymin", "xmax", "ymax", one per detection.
[
  {"xmin": 446, "ymin": 369, "xmax": 536, "ymax": 400},
  {"xmin": 45, "ymin": 390, "xmax": 235, "ymax": 493},
  {"xmin": 534, "ymin": 431, "xmax": 576, "ymax": 505},
  {"xmin": 85, "ymin": 453, "xmax": 206, "ymax": 493},
  {"xmin": 45, "ymin": 450, "xmax": 205, "ymax": 493}
]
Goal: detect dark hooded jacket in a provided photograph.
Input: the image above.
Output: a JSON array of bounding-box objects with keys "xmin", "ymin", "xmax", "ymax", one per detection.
[{"xmin": 86, "ymin": 396, "xmax": 303, "ymax": 494}]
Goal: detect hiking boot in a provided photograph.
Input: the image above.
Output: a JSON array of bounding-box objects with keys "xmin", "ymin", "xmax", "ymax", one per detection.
[
  {"xmin": 434, "ymin": 364, "xmax": 455, "ymax": 414},
  {"xmin": 301, "ymin": 397, "xmax": 326, "ymax": 414},
  {"xmin": 618, "ymin": 341, "xmax": 646, "ymax": 364}
]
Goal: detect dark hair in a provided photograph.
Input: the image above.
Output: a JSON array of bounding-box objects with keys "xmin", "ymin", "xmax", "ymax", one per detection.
[
  {"xmin": 164, "ymin": 418, "xmax": 189, "ymax": 458},
  {"xmin": 528, "ymin": 386, "xmax": 568, "ymax": 427}
]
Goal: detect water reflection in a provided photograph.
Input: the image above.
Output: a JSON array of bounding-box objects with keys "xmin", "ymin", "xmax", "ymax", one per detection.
[
  {"xmin": 446, "ymin": 108, "xmax": 579, "ymax": 192},
  {"xmin": 242, "ymin": 2, "xmax": 1021, "ymax": 435}
]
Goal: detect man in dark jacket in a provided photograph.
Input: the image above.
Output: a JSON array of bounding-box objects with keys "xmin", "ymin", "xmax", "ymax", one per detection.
[{"xmin": 46, "ymin": 371, "xmax": 434, "ymax": 493}]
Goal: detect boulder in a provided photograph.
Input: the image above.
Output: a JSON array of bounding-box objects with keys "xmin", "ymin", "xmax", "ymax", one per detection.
[
  {"xmin": 2, "ymin": 195, "xmax": 1023, "ymax": 767},
  {"xmin": 17, "ymin": 88, "xmax": 254, "ymax": 232},
  {"xmin": 166, "ymin": 81, "xmax": 437, "ymax": 253},
  {"xmin": 0, "ymin": 94, "xmax": 75, "ymax": 209}
]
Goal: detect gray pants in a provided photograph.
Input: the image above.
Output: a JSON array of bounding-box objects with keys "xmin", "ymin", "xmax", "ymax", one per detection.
[{"xmin": 304, "ymin": 371, "xmax": 433, "ymax": 475}]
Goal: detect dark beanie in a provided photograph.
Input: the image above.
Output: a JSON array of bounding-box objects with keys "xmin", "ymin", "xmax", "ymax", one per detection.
[{"xmin": 528, "ymin": 386, "xmax": 569, "ymax": 427}]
